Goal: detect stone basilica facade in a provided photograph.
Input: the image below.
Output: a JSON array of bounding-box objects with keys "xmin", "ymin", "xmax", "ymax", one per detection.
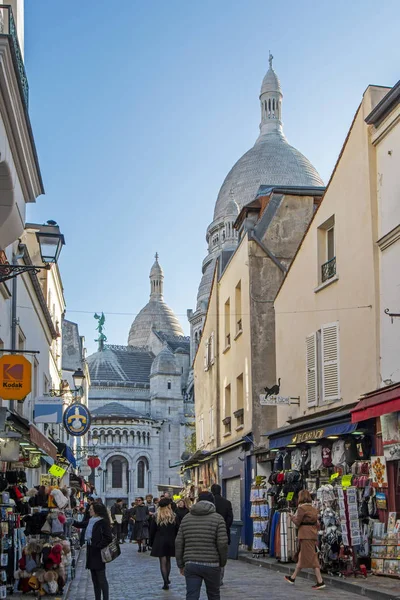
[{"xmin": 87, "ymin": 256, "xmax": 193, "ymax": 507}]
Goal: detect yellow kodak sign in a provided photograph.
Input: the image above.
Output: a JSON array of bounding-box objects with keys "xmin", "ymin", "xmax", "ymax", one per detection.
[{"xmin": 0, "ymin": 355, "xmax": 31, "ymax": 400}]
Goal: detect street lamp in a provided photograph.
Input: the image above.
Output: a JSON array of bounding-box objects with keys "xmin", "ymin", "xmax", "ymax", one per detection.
[{"xmin": 0, "ymin": 221, "xmax": 65, "ymax": 284}]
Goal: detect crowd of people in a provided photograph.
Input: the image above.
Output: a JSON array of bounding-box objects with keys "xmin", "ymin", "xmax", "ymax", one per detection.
[{"xmin": 77, "ymin": 485, "xmax": 233, "ymax": 600}]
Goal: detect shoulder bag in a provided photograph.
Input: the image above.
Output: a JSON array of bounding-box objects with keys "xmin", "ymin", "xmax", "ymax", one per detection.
[{"xmin": 101, "ymin": 536, "xmax": 121, "ymax": 564}]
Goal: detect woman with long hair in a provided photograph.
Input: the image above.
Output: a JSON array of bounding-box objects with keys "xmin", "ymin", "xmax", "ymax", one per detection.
[
  {"xmin": 149, "ymin": 498, "xmax": 179, "ymax": 590},
  {"xmin": 85, "ymin": 502, "xmax": 113, "ymax": 600},
  {"xmin": 175, "ymin": 498, "xmax": 190, "ymax": 525},
  {"xmin": 284, "ymin": 489, "xmax": 325, "ymax": 590}
]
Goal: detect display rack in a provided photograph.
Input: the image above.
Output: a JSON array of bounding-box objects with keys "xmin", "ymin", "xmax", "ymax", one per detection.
[{"xmin": 250, "ymin": 479, "xmax": 269, "ymax": 558}]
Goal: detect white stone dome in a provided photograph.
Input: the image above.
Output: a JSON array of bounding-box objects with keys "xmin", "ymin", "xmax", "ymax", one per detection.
[
  {"xmin": 260, "ymin": 67, "xmax": 282, "ymax": 95},
  {"xmin": 213, "ymin": 130, "xmax": 324, "ymax": 220},
  {"xmin": 128, "ymin": 299, "xmax": 184, "ymax": 347},
  {"xmin": 150, "ymin": 345, "xmax": 177, "ymax": 376},
  {"xmin": 128, "ymin": 254, "xmax": 184, "ymax": 347}
]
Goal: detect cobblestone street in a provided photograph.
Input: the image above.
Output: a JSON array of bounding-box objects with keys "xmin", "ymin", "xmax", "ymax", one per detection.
[{"xmin": 67, "ymin": 543, "xmax": 364, "ymax": 600}]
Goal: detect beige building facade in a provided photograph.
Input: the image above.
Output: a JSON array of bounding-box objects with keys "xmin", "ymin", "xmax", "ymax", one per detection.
[{"xmin": 272, "ymin": 84, "xmax": 391, "ymax": 449}]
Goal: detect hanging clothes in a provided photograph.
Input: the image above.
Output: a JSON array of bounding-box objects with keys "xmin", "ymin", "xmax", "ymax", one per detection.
[
  {"xmin": 269, "ymin": 511, "xmax": 280, "ymax": 558},
  {"xmin": 280, "ymin": 512, "xmax": 288, "ymax": 563}
]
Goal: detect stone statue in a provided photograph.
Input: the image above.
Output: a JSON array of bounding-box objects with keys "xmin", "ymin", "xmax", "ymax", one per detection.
[
  {"xmin": 269, "ymin": 51, "xmax": 273, "ymax": 69},
  {"xmin": 94, "ymin": 312, "xmax": 107, "ymax": 350}
]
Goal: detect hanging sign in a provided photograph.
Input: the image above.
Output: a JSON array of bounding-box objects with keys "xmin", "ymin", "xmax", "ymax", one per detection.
[
  {"xmin": 34, "ymin": 396, "xmax": 63, "ymax": 424},
  {"xmin": 0, "ymin": 355, "xmax": 31, "ymax": 400},
  {"xmin": 63, "ymin": 403, "xmax": 91, "ymax": 437},
  {"xmin": 259, "ymin": 394, "xmax": 290, "ymax": 406},
  {"xmin": 286, "ymin": 492, "xmax": 294, "ymax": 501},
  {"xmin": 49, "ymin": 464, "xmax": 66, "ymax": 478}
]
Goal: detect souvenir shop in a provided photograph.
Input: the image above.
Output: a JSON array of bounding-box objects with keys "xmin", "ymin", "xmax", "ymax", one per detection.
[
  {"xmin": 350, "ymin": 382, "xmax": 400, "ymax": 577},
  {"xmin": 250, "ymin": 408, "xmax": 400, "ymax": 578},
  {"xmin": 0, "ymin": 408, "xmax": 93, "ymax": 598}
]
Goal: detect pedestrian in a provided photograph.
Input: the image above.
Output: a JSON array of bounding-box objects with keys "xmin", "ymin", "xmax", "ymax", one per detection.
[
  {"xmin": 73, "ymin": 497, "xmax": 94, "ymax": 547},
  {"xmin": 121, "ymin": 504, "xmax": 129, "ymax": 542},
  {"xmin": 127, "ymin": 501, "xmax": 135, "ymax": 541},
  {"xmin": 163, "ymin": 491, "xmax": 177, "ymax": 512},
  {"xmin": 210, "ymin": 484, "xmax": 233, "ymax": 586},
  {"xmin": 175, "ymin": 498, "xmax": 190, "ymax": 525},
  {"xmin": 110, "ymin": 498, "xmax": 124, "ymax": 544},
  {"xmin": 149, "ymin": 498, "xmax": 179, "ymax": 590},
  {"xmin": 131, "ymin": 496, "xmax": 149, "ymax": 552},
  {"xmin": 284, "ymin": 489, "xmax": 325, "ymax": 590},
  {"xmin": 85, "ymin": 502, "xmax": 113, "ymax": 600},
  {"xmin": 175, "ymin": 491, "xmax": 228, "ymax": 600}
]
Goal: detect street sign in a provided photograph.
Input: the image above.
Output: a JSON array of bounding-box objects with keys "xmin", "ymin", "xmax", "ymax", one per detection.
[
  {"xmin": 0, "ymin": 354, "xmax": 31, "ymax": 400},
  {"xmin": 259, "ymin": 394, "xmax": 290, "ymax": 406},
  {"xmin": 63, "ymin": 403, "xmax": 91, "ymax": 436},
  {"xmin": 34, "ymin": 396, "xmax": 63, "ymax": 424}
]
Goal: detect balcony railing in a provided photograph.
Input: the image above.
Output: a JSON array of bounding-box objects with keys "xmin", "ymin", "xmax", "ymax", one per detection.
[
  {"xmin": 321, "ymin": 257, "xmax": 336, "ymax": 282},
  {"xmin": 0, "ymin": 5, "xmax": 29, "ymax": 109}
]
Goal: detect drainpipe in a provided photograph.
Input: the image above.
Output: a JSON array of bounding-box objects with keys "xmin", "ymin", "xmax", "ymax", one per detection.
[{"xmin": 10, "ymin": 252, "xmax": 21, "ymax": 412}]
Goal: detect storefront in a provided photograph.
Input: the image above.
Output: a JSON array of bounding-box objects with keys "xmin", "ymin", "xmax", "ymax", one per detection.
[{"xmin": 251, "ymin": 408, "xmax": 382, "ymax": 572}]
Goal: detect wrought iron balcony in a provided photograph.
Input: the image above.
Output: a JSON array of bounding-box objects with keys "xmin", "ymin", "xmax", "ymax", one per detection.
[
  {"xmin": 0, "ymin": 5, "xmax": 29, "ymax": 109},
  {"xmin": 321, "ymin": 257, "xmax": 336, "ymax": 282}
]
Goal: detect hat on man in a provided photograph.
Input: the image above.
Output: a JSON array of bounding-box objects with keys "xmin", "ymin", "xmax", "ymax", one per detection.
[{"xmin": 198, "ymin": 491, "xmax": 215, "ymax": 504}]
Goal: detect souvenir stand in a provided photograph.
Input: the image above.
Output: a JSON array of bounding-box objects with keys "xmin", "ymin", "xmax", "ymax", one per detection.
[{"xmin": 250, "ymin": 476, "xmax": 269, "ymax": 557}]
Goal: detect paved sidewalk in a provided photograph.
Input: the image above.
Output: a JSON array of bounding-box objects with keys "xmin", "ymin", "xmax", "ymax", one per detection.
[
  {"xmin": 67, "ymin": 542, "xmax": 365, "ymax": 600},
  {"xmin": 239, "ymin": 551, "xmax": 400, "ymax": 600}
]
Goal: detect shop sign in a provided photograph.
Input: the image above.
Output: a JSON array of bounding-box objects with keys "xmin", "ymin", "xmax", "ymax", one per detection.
[
  {"xmin": 34, "ymin": 396, "xmax": 63, "ymax": 424},
  {"xmin": 291, "ymin": 429, "xmax": 324, "ymax": 444},
  {"xmin": 381, "ymin": 413, "xmax": 400, "ymax": 460},
  {"xmin": 259, "ymin": 394, "xmax": 290, "ymax": 406},
  {"xmin": 29, "ymin": 425, "xmax": 57, "ymax": 461},
  {"xmin": 63, "ymin": 403, "xmax": 91, "ymax": 437},
  {"xmin": 49, "ymin": 464, "xmax": 66, "ymax": 478},
  {"xmin": 40, "ymin": 474, "xmax": 59, "ymax": 486},
  {"xmin": 0, "ymin": 355, "xmax": 31, "ymax": 400}
]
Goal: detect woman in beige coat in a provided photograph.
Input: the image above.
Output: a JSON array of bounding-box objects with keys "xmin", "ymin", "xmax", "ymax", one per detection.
[{"xmin": 284, "ymin": 489, "xmax": 325, "ymax": 590}]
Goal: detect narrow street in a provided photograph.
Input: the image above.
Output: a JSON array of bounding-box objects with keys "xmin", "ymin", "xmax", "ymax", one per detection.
[{"xmin": 67, "ymin": 543, "xmax": 363, "ymax": 600}]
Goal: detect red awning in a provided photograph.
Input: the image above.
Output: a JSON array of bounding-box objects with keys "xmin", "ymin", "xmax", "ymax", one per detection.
[{"xmin": 351, "ymin": 385, "xmax": 400, "ymax": 423}]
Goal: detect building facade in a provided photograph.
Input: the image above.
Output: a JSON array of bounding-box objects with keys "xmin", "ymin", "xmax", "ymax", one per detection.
[
  {"xmin": 87, "ymin": 256, "xmax": 194, "ymax": 507},
  {"xmin": 188, "ymin": 57, "xmax": 325, "ymax": 546}
]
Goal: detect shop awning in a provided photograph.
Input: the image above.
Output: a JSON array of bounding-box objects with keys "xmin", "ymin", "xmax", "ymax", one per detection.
[
  {"xmin": 268, "ymin": 421, "xmax": 359, "ymax": 449},
  {"xmin": 56, "ymin": 442, "xmax": 77, "ymax": 468},
  {"xmin": 351, "ymin": 383, "xmax": 400, "ymax": 423}
]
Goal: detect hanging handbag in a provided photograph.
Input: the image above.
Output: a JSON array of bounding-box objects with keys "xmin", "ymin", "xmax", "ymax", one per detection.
[{"xmin": 101, "ymin": 537, "xmax": 121, "ymax": 563}]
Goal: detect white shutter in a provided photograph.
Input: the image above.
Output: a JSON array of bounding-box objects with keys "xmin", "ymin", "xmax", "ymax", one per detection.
[
  {"xmin": 210, "ymin": 332, "xmax": 215, "ymax": 364},
  {"xmin": 306, "ymin": 333, "xmax": 318, "ymax": 407},
  {"xmin": 321, "ymin": 322, "xmax": 340, "ymax": 402},
  {"xmin": 204, "ymin": 339, "xmax": 209, "ymax": 371}
]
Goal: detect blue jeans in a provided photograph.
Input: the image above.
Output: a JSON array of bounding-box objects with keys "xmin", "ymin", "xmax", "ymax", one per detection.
[
  {"xmin": 184, "ymin": 563, "xmax": 221, "ymax": 600},
  {"xmin": 127, "ymin": 522, "xmax": 133, "ymax": 539}
]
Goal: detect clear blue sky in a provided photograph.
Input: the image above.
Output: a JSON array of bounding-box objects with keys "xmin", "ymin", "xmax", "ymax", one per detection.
[{"xmin": 25, "ymin": 0, "xmax": 399, "ymax": 356}]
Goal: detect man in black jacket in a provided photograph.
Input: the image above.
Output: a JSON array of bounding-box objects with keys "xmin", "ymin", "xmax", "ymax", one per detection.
[
  {"xmin": 211, "ymin": 484, "xmax": 233, "ymax": 586},
  {"xmin": 110, "ymin": 498, "xmax": 124, "ymax": 543}
]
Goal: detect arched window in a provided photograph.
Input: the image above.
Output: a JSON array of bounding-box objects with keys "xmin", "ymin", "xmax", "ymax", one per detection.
[
  {"xmin": 167, "ymin": 380, "xmax": 171, "ymax": 390},
  {"xmin": 147, "ymin": 432, "xmax": 150, "ymax": 445},
  {"xmin": 137, "ymin": 460, "xmax": 145, "ymax": 489},
  {"xmin": 112, "ymin": 460, "xmax": 122, "ymax": 488}
]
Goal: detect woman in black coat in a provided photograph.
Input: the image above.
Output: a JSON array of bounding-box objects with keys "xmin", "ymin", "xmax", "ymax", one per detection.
[
  {"xmin": 175, "ymin": 499, "xmax": 190, "ymax": 525},
  {"xmin": 149, "ymin": 498, "xmax": 179, "ymax": 590},
  {"xmin": 85, "ymin": 503, "xmax": 113, "ymax": 600}
]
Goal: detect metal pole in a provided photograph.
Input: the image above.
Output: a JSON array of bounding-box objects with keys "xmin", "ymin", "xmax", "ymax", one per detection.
[{"xmin": 10, "ymin": 254, "xmax": 18, "ymax": 412}]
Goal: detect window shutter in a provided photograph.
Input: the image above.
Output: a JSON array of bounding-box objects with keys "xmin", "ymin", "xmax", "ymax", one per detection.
[
  {"xmin": 204, "ymin": 339, "xmax": 209, "ymax": 371},
  {"xmin": 306, "ymin": 333, "xmax": 318, "ymax": 407},
  {"xmin": 210, "ymin": 332, "xmax": 215, "ymax": 364},
  {"xmin": 321, "ymin": 322, "xmax": 340, "ymax": 402}
]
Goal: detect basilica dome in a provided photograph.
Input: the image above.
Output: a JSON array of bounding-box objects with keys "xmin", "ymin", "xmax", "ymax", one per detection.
[
  {"xmin": 128, "ymin": 255, "xmax": 184, "ymax": 347},
  {"xmin": 213, "ymin": 129, "xmax": 324, "ymax": 220}
]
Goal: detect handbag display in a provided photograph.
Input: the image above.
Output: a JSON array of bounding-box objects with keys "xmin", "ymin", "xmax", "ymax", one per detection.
[{"xmin": 101, "ymin": 537, "xmax": 121, "ymax": 563}]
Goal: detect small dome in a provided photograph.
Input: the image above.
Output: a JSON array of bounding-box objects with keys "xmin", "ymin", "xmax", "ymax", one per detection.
[
  {"xmin": 260, "ymin": 67, "xmax": 282, "ymax": 96},
  {"xmin": 224, "ymin": 194, "xmax": 240, "ymax": 217},
  {"xmin": 150, "ymin": 346, "xmax": 177, "ymax": 376},
  {"xmin": 150, "ymin": 254, "xmax": 163, "ymax": 278}
]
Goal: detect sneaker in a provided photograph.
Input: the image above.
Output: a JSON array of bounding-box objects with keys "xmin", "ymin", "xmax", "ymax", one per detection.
[
  {"xmin": 284, "ymin": 576, "xmax": 295, "ymax": 585},
  {"xmin": 312, "ymin": 581, "xmax": 325, "ymax": 590}
]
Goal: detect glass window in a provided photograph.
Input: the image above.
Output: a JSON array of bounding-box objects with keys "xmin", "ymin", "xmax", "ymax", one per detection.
[{"xmin": 112, "ymin": 460, "xmax": 122, "ymax": 488}]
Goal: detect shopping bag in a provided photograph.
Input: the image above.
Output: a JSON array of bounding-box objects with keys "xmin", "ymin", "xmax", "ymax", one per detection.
[{"xmin": 101, "ymin": 537, "xmax": 121, "ymax": 563}]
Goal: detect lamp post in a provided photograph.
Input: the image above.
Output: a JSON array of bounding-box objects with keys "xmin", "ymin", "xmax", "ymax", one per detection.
[
  {"xmin": 0, "ymin": 221, "xmax": 65, "ymax": 284},
  {"xmin": 49, "ymin": 368, "xmax": 86, "ymax": 400}
]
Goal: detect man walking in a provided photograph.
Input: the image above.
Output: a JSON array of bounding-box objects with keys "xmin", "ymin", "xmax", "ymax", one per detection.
[
  {"xmin": 110, "ymin": 498, "xmax": 124, "ymax": 544},
  {"xmin": 176, "ymin": 491, "xmax": 228, "ymax": 600},
  {"xmin": 210, "ymin": 484, "xmax": 233, "ymax": 585}
]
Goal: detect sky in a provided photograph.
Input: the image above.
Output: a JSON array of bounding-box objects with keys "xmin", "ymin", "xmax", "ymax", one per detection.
[{"xmin": 24, "ymin": 0, "xmax": 400, "ymax": 356}]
